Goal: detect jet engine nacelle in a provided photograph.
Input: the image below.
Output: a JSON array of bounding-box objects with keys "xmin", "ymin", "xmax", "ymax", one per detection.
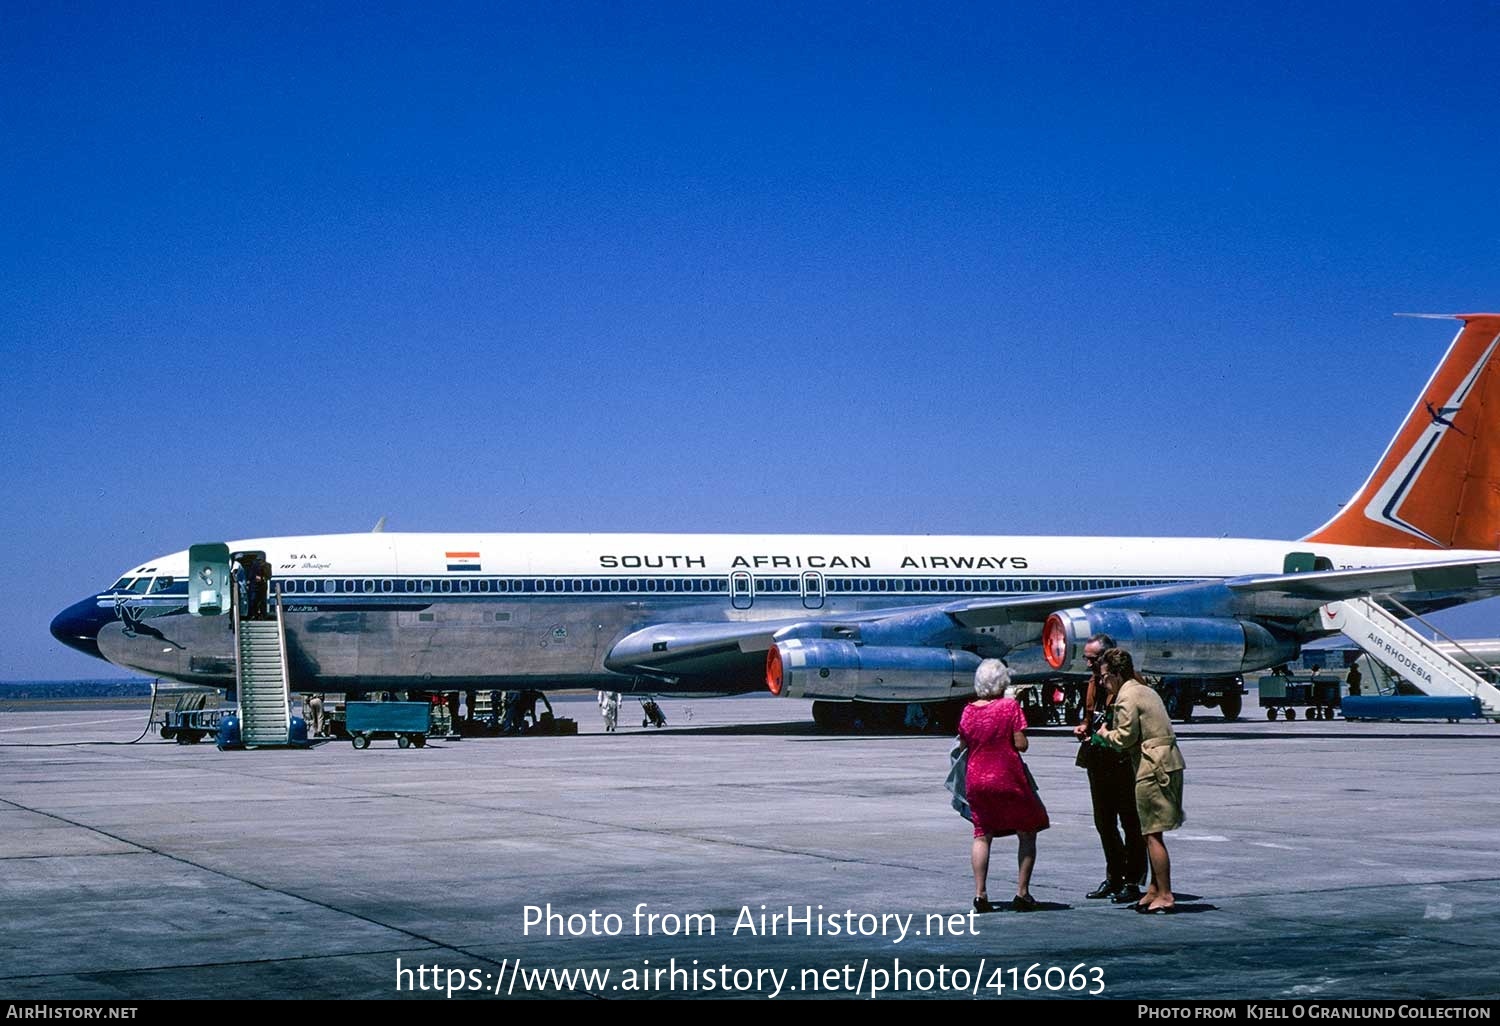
[
  {"xmin": 1042, "ymin": 608, "xmax": 1297, "ymax": 675},
  {"xmin": 766, "ymin": 639, "xmax": 980, "ymax": 701}
]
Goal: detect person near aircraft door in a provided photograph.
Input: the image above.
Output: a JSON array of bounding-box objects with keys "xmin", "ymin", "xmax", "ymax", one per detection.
[
  {"xmin": 958, "ymin": 659, "xmax": 1049, "ymax": 914},
  {"xmin": 1073, "ymin": 632, "xmax": 1147, "ymax": 903},
  {"xmin": 1090, "ymin": 647, "xmax": 1186, "ymax": 914},
  {"xmin": 240, "ymin": 555, "xmax": 270, "ymax": 621}
]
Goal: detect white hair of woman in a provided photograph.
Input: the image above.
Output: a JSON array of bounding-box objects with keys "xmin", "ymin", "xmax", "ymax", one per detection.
[{"xmin": 973, "ymin": 658, "xmax": 1012, "ymax": 699}]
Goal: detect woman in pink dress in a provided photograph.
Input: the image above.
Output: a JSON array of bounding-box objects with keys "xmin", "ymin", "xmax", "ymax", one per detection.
[{"xmin": 959, "ymin": 659, "xmax": 1049, "ymax": 912}]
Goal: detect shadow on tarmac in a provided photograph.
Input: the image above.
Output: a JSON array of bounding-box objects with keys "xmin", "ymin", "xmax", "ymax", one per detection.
[{"xmin": 1028, "ymin": 725, "xmax": 1496, "ymax": 742}]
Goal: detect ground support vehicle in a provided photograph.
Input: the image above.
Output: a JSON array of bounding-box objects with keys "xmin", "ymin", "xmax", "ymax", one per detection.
[
  {"xmin": 1155, "ymin": 675, "xmax": 1247, "ymax": 722},
  {"xmin": 158, "ymin": 693, "xmax": 232, "ymax": 744},
  {"xmin": 1257, "ymin": 674, "xmax": 1342, "ymax": 721},
  {"xmin": 466, "ymin": 690, "xmax": 578, "ymax": 736},
  {"xmin": 345, "ymin": 701, "xmax": 431, "ymax": 749}
]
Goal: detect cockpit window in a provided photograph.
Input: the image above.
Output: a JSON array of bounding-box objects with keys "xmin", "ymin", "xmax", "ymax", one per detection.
[
  {"xmin": 111, "ymin": 577, "xmax": 134, "ymax": 592},
  {"xmin": 150, "ymin": 577, "xmax": 188, "ymax": 596},
  {"xmin": 125, "ymin": 577, "xmax": 154, "ymax": 594}
]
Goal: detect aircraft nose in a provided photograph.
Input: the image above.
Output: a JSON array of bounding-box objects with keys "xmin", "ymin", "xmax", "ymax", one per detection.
[{"xmin": 50, "ymin": 596, "xmax": 110, "ymax": 660}]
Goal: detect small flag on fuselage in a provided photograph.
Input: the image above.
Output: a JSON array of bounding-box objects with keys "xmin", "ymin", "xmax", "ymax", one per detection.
[{"xmin": 445, "ymin": 551, "xmax": 482, "ymax": 572}]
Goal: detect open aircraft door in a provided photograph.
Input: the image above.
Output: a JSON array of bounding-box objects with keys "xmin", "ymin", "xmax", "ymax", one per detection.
[{"xmin": 188, "ymin": 543, "xmax": 231, "ymax": 616}]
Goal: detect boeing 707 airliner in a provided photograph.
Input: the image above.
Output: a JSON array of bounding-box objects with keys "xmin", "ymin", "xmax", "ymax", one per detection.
[{"xmin": 51, "ymin": 313, "xmax": 1500, "ymax": 727}]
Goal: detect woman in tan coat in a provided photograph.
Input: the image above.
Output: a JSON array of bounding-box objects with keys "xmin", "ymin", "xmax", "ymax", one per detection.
[{"xmin": 1090, "ymin": 647, "xmax": 1186, "ymax": 913}]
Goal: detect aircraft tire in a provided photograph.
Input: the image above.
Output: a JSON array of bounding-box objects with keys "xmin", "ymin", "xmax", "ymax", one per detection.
[
  {"xmin": 1285, "ymin": 707, "xmax": 1297, "ymax": 720},
  {"xmin": 1220, "ymin": 693, "xmax": 1243, "ymax": 720},
  {"xmin": 1161, "ymin": 684, "xmax": 1193, "ymax": 723}
]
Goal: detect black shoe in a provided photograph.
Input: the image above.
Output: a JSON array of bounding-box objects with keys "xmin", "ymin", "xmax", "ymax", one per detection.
[
  {"xmin": 1112, "ymin": 884, "xmax": 1144, "ymax": 904},
  {"xmin": 1011, "ymin": 893, "xmax": 1039, "ymax": 912},
  {"xmin": 973, "ymin": 897, "xmax": 996, "ymax": 914},
  {"xmin": 1086, "ymin": 879, "xmax": 1120, "ymax": 899}
]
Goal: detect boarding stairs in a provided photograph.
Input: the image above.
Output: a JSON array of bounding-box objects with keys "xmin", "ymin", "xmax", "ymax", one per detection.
[
  {"xmin": 235, "ymin": 595, "xmax": 293, "ymax": 746},
  {"xmin": 1319, "ymin": 597, "xmax": 1500, "ymax": 719},
  {"xmin": 1357, "ymin": 656, "xmax": 1401, "ymax": 698}
]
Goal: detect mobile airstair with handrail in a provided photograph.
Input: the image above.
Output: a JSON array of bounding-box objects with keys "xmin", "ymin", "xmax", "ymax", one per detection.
[
  {"xmin": 235, "ymin": 593, "xmax": 293, "ymax": 746},
  {"xmin": 1319, "ymin": 596, "xmax": 1500, "ymax": 719}
]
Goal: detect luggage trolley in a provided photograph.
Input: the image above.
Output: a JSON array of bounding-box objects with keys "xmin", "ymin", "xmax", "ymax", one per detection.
[
  {"xmin": 1257, "ymin": 673, "xmax": 1342, "ymax": 721},
  {"xmin": 159, "ymin": 693, "xmax": 231, "ymax": 745},
  {"xmin": 345, "ymin": 701, "xmax": 431, "ymax": 749},
  {"xmin": 639, "ymin": 697, "xmax": 667, "ymax": 728}
]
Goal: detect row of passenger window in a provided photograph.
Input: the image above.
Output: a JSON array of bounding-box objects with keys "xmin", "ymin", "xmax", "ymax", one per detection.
[
  {"xmin": 825, "ymin": 577, "xmax": 1152, "ymax": 594},
  {"xmin": 272, "ymin": 577, "xmax": 730, "ymax": 595},
  {"xmin": 266, "ymin": 576, "xmax": 1168, "ymax": 596}
]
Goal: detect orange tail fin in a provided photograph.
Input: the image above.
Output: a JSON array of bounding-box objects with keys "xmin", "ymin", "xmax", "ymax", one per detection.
[{"xmin": 1304, "ymin": 313, "xmax": 1500, "ymax": 551}]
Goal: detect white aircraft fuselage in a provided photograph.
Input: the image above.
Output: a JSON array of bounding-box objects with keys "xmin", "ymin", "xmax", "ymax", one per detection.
[
  {"xmin": 49, "ymin": 531, "xmax": 1498, "ymax": 696},
  {"xmin": 49, "ymin": 313, "xmax": 1500, "ymax": 705}
]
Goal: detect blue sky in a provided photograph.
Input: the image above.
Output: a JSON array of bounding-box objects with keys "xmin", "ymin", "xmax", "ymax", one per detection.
[{"xmin": 4, "ymin": 2, "xmax": 1499, "ymax": 679}]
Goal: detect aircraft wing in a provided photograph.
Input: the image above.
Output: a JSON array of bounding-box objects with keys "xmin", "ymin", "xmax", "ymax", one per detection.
[
  {"xmin": 1037, "ymin": 554, "xmax": 1500, "ymax": 625},
  {"xmin": 603, "ymin": 583, "xmax": 1182, "ymax": 681},
  {"xmin": 606, "ymin": 555, "xmax": 1500, "ymax": 686},
  {"xmin": 1222, "ymin": 557, "xmax": 1500, "ymax": 605}
]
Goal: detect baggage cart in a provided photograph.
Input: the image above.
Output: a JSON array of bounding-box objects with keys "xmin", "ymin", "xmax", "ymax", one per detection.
[
  {"xmin": 345, "ymin": 701, "xmax": 431, "ymax": 749},
  {"xmin": 1257, "ymin": 674, "xmax": 1342, "ymax": 721}
]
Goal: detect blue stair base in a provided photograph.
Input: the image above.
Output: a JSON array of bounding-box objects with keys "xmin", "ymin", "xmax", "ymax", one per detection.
[{"xmin": 1340, "ymin": 695, "xmax": 1484, "ymax": 721}]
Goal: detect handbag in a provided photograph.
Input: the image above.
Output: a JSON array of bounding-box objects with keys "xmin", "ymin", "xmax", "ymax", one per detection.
[
  {"xmin": 945, "ymin": 738, "xmax": 972, "ymax": 821},
  {"xmin": 1023, "ymin": 759, "xmax": 1044, "ymax": 801}
]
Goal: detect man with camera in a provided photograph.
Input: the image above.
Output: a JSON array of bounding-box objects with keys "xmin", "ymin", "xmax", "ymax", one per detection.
[{"xmin": 1073, "ymin": 633, "xmax": 1147, "ymax": 902}]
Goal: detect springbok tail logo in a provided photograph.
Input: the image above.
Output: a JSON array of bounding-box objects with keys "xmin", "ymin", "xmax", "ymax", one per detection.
[{"xmin": 1304, "ymin": 313, "xmax": 1500, "ymax": 550}]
